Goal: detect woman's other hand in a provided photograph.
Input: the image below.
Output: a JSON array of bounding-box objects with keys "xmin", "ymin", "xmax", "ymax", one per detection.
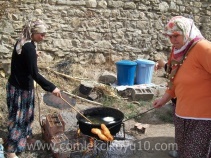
[
  {"xmin": 52, "ymin": 87, "xmax": 61, "ymax": 97},
  {"xmin": 154, "ymin": 59, "xmax": 166, "ymax": 71}
]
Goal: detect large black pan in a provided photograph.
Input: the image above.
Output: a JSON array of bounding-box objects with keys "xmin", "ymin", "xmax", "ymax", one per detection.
[
  {"xmin": 76, "ymin": 107, "xmax": 124, "ymax": 138},
  {"xmin": 76, "ymin": 107, "xmax": 155, "ymax": 139}
]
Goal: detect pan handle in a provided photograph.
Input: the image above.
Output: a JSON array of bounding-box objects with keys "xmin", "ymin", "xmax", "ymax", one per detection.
[
  {"xmin": 122, "ymin": 107, "xmax": 155, "ymax": 123},
  {"xmin": 109, "ymin": 107, "xmax": 155, "ymax": 130}
]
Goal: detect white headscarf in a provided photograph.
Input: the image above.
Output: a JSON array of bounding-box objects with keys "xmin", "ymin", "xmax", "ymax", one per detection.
[{"xmin": 16, "ymin": 19, "xmax": 47, "ymax": 54}]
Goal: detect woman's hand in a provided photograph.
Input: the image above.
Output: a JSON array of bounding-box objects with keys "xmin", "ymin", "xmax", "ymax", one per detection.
[
  {"xmin": 153, "ymin": 98, "xmax": 165, "ymax": 108},
  {"xmin": 36, "ymin": 51, "xmax": 41, "ymax": 57},
  {"xmin": 52, "ymin": 87, "xmax": 61, "ymax": 97},
  {"xmin": 154, "ymin": 59, "xmax": 166, "ymax": 71},
  {"xmin": 153, "ymin": 92, "xmax": 172, "ymax": 108}
]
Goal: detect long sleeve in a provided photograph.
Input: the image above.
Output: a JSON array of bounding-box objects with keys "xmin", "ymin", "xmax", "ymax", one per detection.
[
  {"xmin": 8, "ymin": 41, "xmax": 56, "ymax": 92},
  {"xmin": 23, "ymin": 43, "xmax": 56, "ymax": 92}
]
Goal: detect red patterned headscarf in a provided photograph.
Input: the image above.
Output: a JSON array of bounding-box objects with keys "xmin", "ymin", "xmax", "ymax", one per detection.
[
  {"xmin": 163, "ymin": 16, "xmax": 204, "ymax": 55},
  {"xmin": 164, "ymin": 16, "xmax": 203, "ymax": 41}
]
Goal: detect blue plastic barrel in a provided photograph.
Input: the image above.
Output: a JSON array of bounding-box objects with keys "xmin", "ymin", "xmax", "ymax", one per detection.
[
  {"xmin": 135, "ymin": 59, "xmax": 155, "ymax": 84},
  {"xmin": 116, "ymin": 60, "xmax": 137, "ymax": 86}
]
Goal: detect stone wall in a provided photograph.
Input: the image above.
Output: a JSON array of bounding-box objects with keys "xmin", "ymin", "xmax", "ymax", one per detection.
[{"xmin": 0, "ymin": 0, "xmax": 211, "ymax": 65}]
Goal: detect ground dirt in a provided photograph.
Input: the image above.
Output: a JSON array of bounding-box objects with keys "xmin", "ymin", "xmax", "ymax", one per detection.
[{"xmin": 0, "ymin": 61, "xmax": 176, "ymax": 158}]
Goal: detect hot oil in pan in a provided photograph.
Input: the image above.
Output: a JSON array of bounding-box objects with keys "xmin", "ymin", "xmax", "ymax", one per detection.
[{"xmin": 82, "ymin": 116, "xmax": 117, "ymax": 124}]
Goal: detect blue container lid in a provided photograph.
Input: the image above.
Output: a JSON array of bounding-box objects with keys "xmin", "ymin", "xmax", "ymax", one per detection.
[
  {"xmin": 116, "ymin": 60, "xmax": 137, "ymax": 66},
  {"xmin": 136, "ymin": 59, "xmax": 155, "ymax": 65}
]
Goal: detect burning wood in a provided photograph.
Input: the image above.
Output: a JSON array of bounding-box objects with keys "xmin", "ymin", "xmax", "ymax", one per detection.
[
  {"xmin": 89, "ymin": 137, "xmax": 94, "ymax": 148},
  {"xmin": 77, "ymin": 129, "xmax": 81, "ymax": 136},
  {"xmin": 50, "ymin": 133, "xmax": 69, "ymax": 150}
]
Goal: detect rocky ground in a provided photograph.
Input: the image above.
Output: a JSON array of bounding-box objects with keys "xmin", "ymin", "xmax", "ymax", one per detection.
[{"xmin": 0, "ymin": 60, "xmax": 175, "ymax": 158}]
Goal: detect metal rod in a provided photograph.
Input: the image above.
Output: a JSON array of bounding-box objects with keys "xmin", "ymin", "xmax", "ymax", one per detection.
[
  {"xmin": 122, "ymin": 107, "xmax": 155, "ymax": 123},
  {"xmin": 60, "ymin": 96, "xmax": 93, "ymax": 124},
  {"xmin": 109, "ymin": 107, "xmax": 155, "ymax": 130},
  {"xmin": 122, "ymin": 123, "xmax": 125, "ymax": 140}
]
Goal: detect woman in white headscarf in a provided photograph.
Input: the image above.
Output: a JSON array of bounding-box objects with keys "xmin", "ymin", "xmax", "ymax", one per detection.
[
  {"xmin": 5, "ymin": 20, "xmax": 61, "ymax": 158},
  {"xmin": 153, "ymin": 16, "xmax": 211, "ymax": 158}
]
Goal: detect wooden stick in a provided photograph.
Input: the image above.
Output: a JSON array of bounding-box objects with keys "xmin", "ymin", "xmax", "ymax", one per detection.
[
  {"xmin": 40, "ymin": 66, "xmax": 119, "ymax": 99},
  {"xmin": 39, "ymin": 66, "xmax": 81, "ymax": 82},
  {"xmin": 60, "ymin": 96, "xmax": 93, "ymax": 124},
  {"xmin": 62, "ymin": 91, "xmax": 103, "ymax": 106}
]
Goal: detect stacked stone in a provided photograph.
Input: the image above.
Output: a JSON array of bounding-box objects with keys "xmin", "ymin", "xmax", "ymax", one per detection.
[{"xmin": 0, "ymin": 0, "xmax": 210, "ymax": 66}]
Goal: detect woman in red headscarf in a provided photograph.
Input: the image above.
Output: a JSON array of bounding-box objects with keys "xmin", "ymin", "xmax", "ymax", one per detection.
[{"xmin": 153, "ymin": 16, "xmax": 211, "ymax": 158}]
